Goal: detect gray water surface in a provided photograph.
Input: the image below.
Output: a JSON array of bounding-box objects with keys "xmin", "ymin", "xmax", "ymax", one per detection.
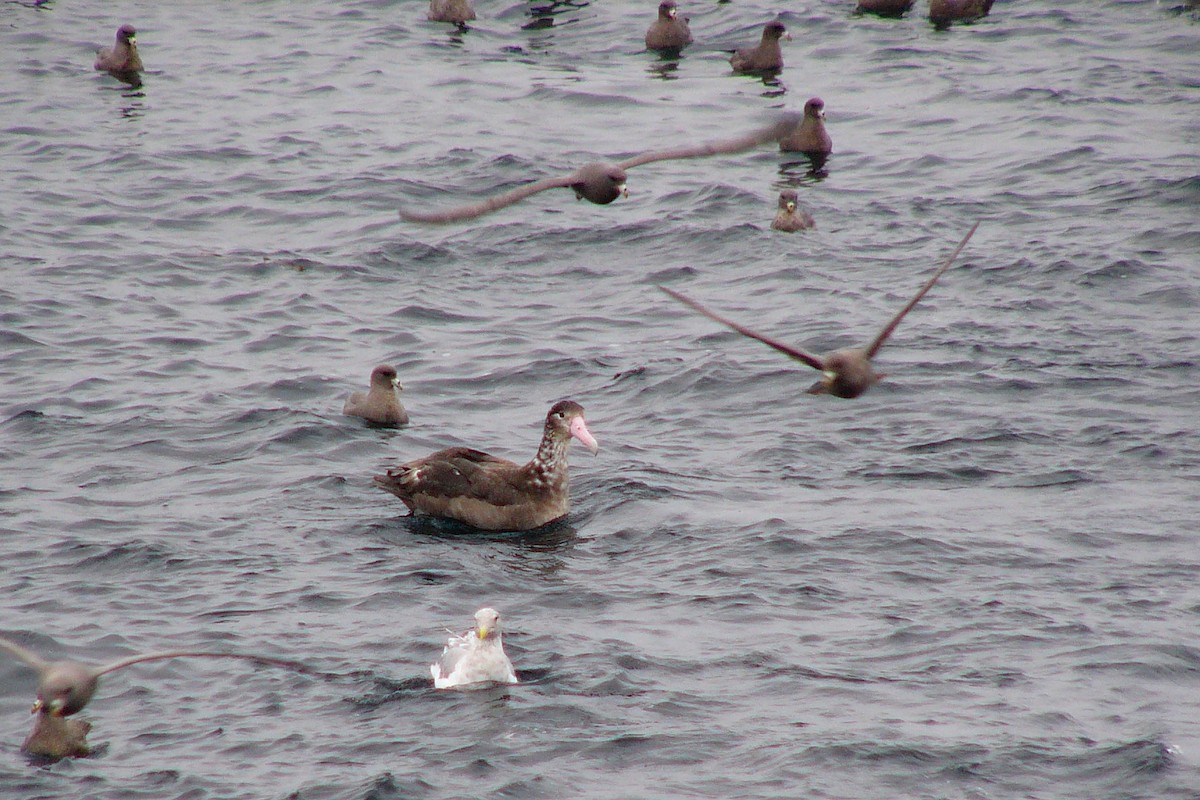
[{"xmin": 1, "ymin": 1, "xmax": 1198, "ymax": 798}]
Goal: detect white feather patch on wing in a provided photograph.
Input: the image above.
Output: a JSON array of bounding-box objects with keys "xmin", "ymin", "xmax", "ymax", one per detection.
[{"xmin": 430, "ymin": 629, "xmax": 517, "ymax": 689}]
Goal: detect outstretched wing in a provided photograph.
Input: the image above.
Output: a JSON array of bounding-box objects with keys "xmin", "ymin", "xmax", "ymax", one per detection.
[
  {"xmin": 399, "ymin": 173, "xmax": 579, "ymax": 224},
  {"xmin": 94, "ymin": 650, "xmax": 313, "ymax": 678},
  {"xmin": 0, "ymin": 635, "xmax": 50, "ymax": 673},
  {"xmin": 616, "ymin": 113, "xmax": 801, "ymax": 170},
  {"xmin": 863, "ymin": 221, "xmax": 979, "ymax": 359},
  {"xmin": 659, "ymin": 285, "xmax": 826, "ymax": 372}
]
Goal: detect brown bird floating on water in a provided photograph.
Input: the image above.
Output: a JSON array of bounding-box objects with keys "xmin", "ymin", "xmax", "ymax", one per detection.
[
  {"xmin": 22, "ymin": 707, "xmax": 92, "ymax": 761},
  {"xmin": 374, "ymin": 400, "xmax": 598, "ymax": 531},
  {"xmin": 771, "ymin": 190, "xmax": 814, "ymax": 232},
  {"xmin": 429, "ymin": 0, "xmax": 476, "ymax": 24},
  {"xmin": 398, "ymin": 114, "xmax": 801, "ymax": 224},
  {"xmin": 645, "ymin": 0, "xmax": 693, "ymax": 51},
  {"xmin": 94, "ymin": 24, "xmax": 143, "ymax": 83},
  {"xmin": 659, "ymin": 222, "xmax": 979, "ymax": 399},
  {"xmin": 780, "ymin": 98, "xmax": 832, "ymax": 156},
  {"xmin": 344, "ymin": 364, "xmax": 409, "ymax": 426},
  {"xmin": 0, "ymin": 635, "xmax": 310, "ymax": 759},
  {"xmin": 729, "ymin": 20, "xmax": 791, "ymax": 74},
  {"xmin": 929, "ymin": 0, "xmax": 994, "ymax": 25},
  {"xmin": 856, "ymin": 0, "xmax": 915, "ymax": 17}
]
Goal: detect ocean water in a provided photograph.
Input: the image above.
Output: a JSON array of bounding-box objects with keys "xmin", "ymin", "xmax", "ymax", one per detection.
[{"xmin": 1, "ymin": 0, "xmax": 1198, "ymax": 798}]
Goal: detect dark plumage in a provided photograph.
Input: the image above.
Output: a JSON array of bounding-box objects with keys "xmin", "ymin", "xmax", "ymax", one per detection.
[
  {"xmin": 373, "ymin": 400, "xmax": 598, "ymax": 531},
  {"xmin": 729, "ymin": 20, "xmax": 790, "ymax": 74},
  {"xmin": 344, "ymin": 364, "xmax": 408, "ymax": 426},
  {"xmin": 398, "ymin": 113, "xmax": 801, "ymax": 224},
  {"xmin": 856, "ymin": 0, "xmax": 915, "ymax": 16},
  {"xmin": 93, "ymin": 24, "xmax": 142, "ymax": 83},
  {"xmin": 771, "ymin": 190, "xmax": 814, "ymax": 232},
  {"xmin": 22, "ymin": 712, "xmax": 92, "ymax": 760},
  {"xmin": 645, "ymin": 0, "xmax": 693, "ymax": 51},
  {"xmin": 779, "ymin": 98, "xmax": 833, "ymax": 155},
  {"xmin": 429, "ymin": 0, "xmax": 475, "ymax": 24},
  {"xmin": 659, "ymin": 222, "xmax": 980, "ymax": 399},
  {"xmin": 929, "ymin": 0, "xmax": 995, "ymax": 25},
  {"xmin": 0, "ymin": 635, "xmax": 311, "ymax": 759}
]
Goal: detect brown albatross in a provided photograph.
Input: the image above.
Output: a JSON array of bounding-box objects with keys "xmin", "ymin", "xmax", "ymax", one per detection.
[
  {"xmin": 373, "ymin": 400, "xmax": 598, "ymax": 531},
  {"xmin": 94, "ymin": 24, "xmax": 143, "ymax": 83},
  {"xmin": 659, "ymin": 222, "xmax": 979, "ymax": 399},
  {"xmin": 397, "ymin": 113, "xmax": 801, "ymax": 224},
  {"xmin": 0, "ymin": 635, "xmax": 310, "ymax": 759}
]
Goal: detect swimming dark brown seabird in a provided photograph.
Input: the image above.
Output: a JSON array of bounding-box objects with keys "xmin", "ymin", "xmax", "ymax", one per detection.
[
  {"xmin": 856, "ymin": 0, "xmax": 915, "ymax": 17},
  {"xmin": 398, "ymin": 113, "xmax": 801, "ymax": 224},
  {"xmin": 729, "ymin": 20, "xmax": 790, "ymax": 74},
  {"xmin": 929, "ymin": 0, "xmax": 995, "ymax": 25},
  {"xmin": 645, "ymin": 0, "xmax": 693, "ymax": 51},
  {"xmin": 779, "ymin": 98, "xmax": 833, "ymax": 156},
  {"xmin": 771, "ymin": 190, "xmax": 815, "ymax": 232},
  {"xmin": 429, "ymin": 0, "xmax": 475, "ymax": 24},
  {"xmin": 94, "ymin": 24, "xmax": 143, "ymax": 83},
  {"xmin": 344, "ymin": 364, "xmax": 409, "ymax": 426},
  {"xmin": 659, "ymin": 222, "xmax": 980, "ymax": 399}
]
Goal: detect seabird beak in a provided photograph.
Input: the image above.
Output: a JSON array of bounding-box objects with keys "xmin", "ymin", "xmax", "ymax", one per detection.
[
  {"xmin": 784, "ymin": 32, "xmax": 793, "ymax": 41},
  {"xmin": 818, "ymin": 109, "xmax": 826, "ymax": 120},
  {"xmin": 393, "ymin": 378, "xmax": 402, "ymax": 390},
  {"xmin": 569, "ymin": 416, "xmax": 599, "ymax": 455},
  {"xmin": 30, "ymin": 699, "xmax": 42, "ymax": 715},
  {"xmin": 806, "ymin": 372, "xmax": 835, "ymax": 395},
  {"xmin": 477, "ymin": 627, "xmax": 489, "ymax": 640},
  {"xmin": 668, "ymin": 8, "xmax": 677, "ymax": 17},
  {"xmin": 786, "ymin": 201, "xmax": 796, "ymax": 212},
  {"xmin": 618, "ymin": 183, "xmax": 629, "ymax": 199}
]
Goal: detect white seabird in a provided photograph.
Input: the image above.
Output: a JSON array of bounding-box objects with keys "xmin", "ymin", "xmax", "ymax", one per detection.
[{"xmin": 431, "ymin": 607, "xmax": 518, "ymax": 690}]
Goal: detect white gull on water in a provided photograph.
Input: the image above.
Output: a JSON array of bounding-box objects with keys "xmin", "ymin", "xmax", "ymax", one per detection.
[{"xmin": 431, "ymin": 608, "xmax": 518, "ymax": 690}]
